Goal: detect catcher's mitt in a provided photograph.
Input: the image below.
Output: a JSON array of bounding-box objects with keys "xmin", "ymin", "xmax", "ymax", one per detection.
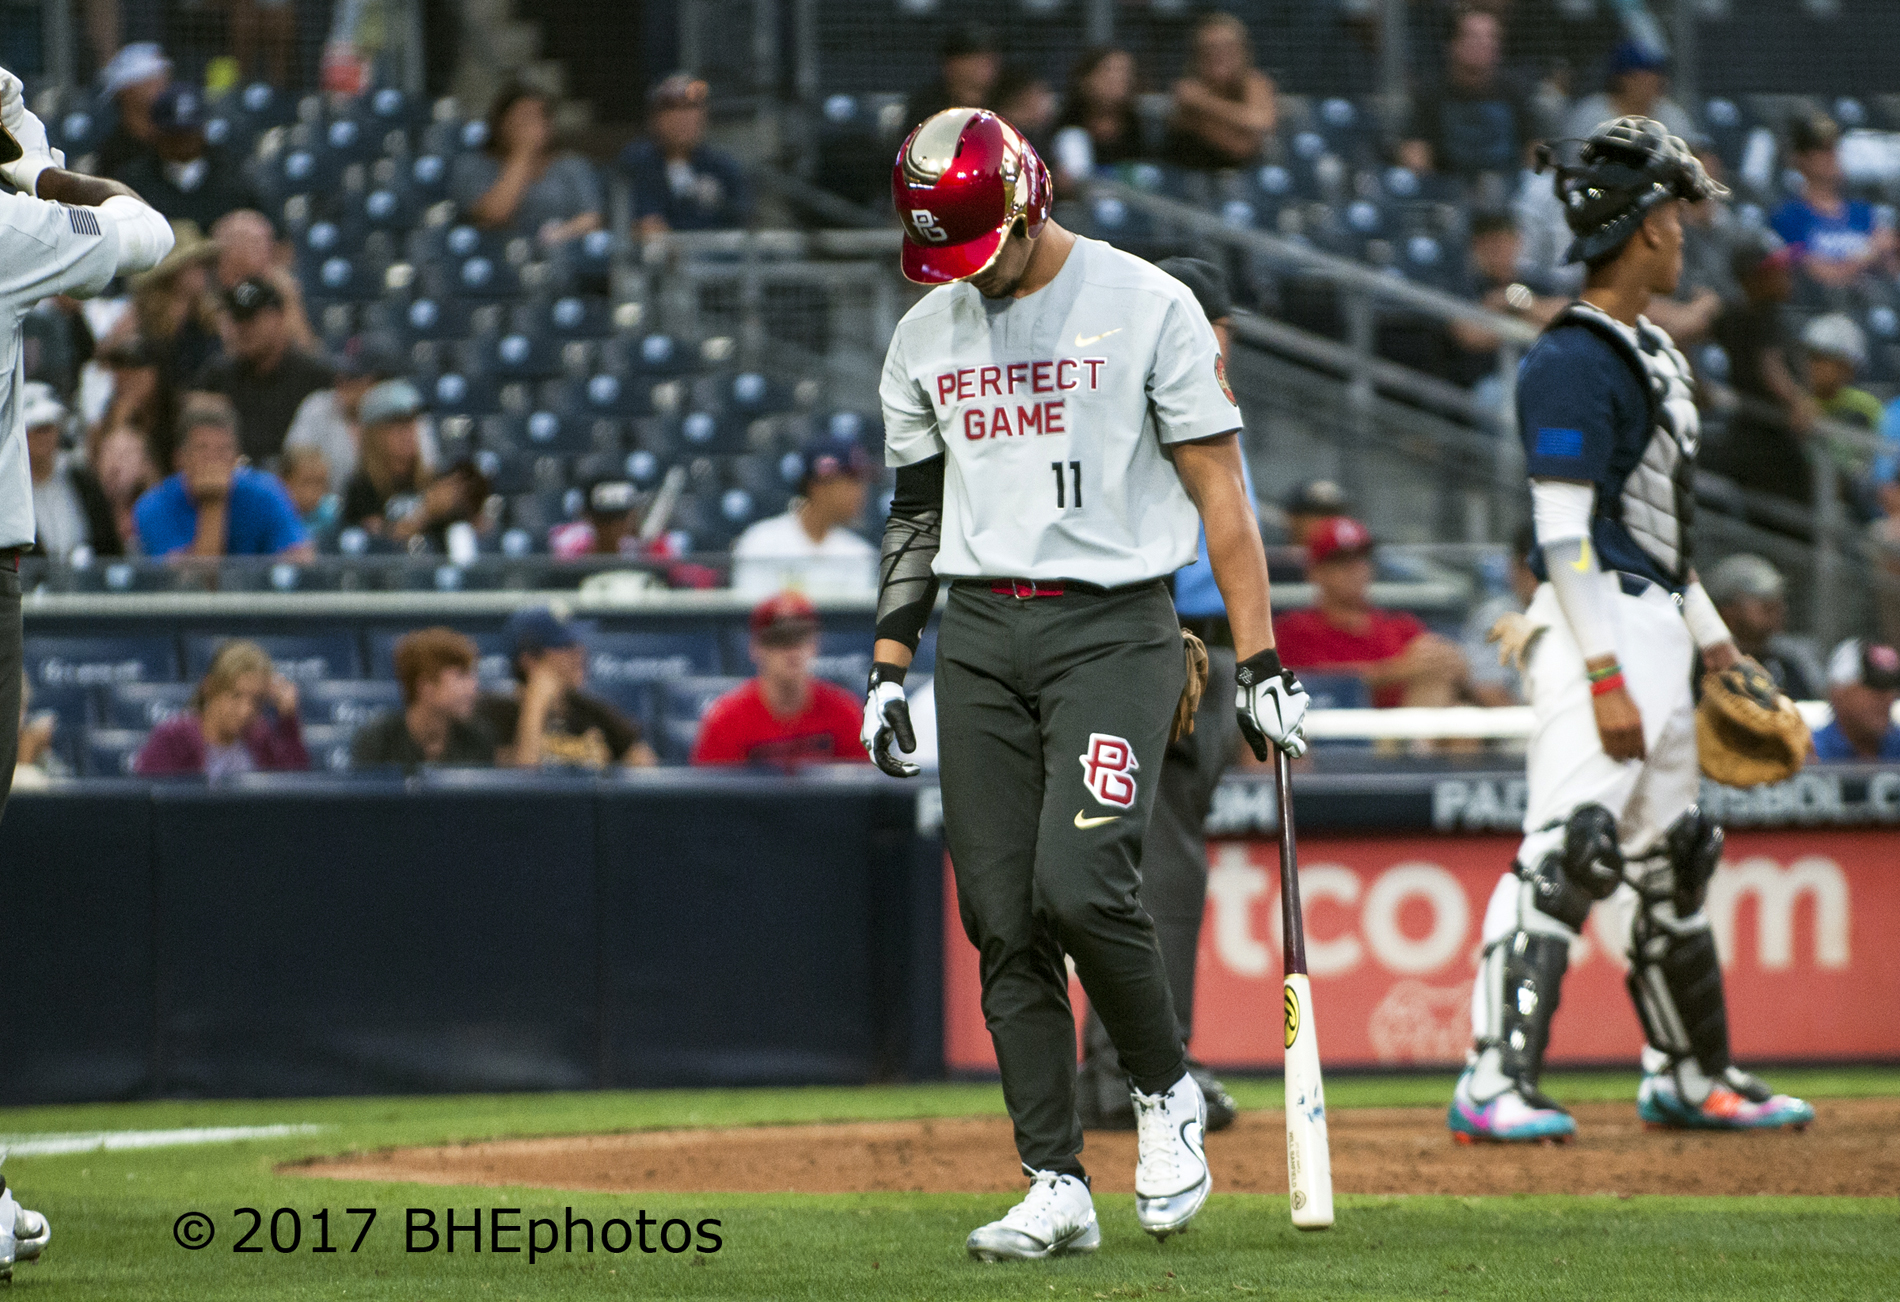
[
  {"xmin": 1696, "ymin": 658, "xmax": 1809, "ymax": 788},
  {"xmin": 1173, "ymin": 628, "xmax": 1210, "ymax": 742}
]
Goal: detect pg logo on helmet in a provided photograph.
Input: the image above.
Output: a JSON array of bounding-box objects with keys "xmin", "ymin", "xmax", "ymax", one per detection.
[{"xmin": 892, "ymin": 108, "xmax": 1051, "ymax": 285}]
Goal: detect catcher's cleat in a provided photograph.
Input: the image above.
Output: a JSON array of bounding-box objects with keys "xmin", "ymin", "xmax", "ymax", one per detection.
[
  {"xmin": 1638, "ymin": 1067, "xmax": 1815, "ymax": 1131},
  {"xmin": 1448, "ymin": 1069, "xmax": 1577, "ymax": 1144}
]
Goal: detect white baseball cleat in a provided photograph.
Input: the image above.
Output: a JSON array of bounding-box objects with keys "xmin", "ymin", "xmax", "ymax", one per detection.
[
  {"xmin": 966, "ymin": 1170, "xmax": 1099, "ymax": 1261},
  {"xmin": 1133, "ymin": 1072, "xmax": 1211, "ymax": 1238},
  {"xmin": 0, "ymin": 1179, "xmax": 49, "ymax": 1279}
]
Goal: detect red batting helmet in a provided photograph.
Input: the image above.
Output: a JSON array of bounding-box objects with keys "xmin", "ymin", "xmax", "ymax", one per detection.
[{"xmin": 892, "ymin": 108, "xmax": 1051, "ymax": 285}]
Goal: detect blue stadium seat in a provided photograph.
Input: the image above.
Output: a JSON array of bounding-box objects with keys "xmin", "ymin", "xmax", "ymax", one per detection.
[
  {"xmin": 504, "ymin": 409, "xmax": 599, "ymax": 455},
  {"xmin": 51, "ymin": 104, "xmax": 108, "ymax": 158},
  {"xmin": 24, "ymin": 636, "xmax": 179, "ymax": 690},
  {"xmin": 659, "ymin": 717, "xmax": 702, "ymax": 764},
  {"xmin": 83, "ymin": 728, "xmax": 148, "ymax": 777},
  {"xmin": 300, "ymin": 725, "xmax": 357, "ymax": 772},
  {"xmin": 619, "ymin": 333, "xmax": 699, "ymax": 377},
  {"xmin": 305, "ymin": 255, "xmax": 380, "ymax": 304},
  {"xmin": 1312, "ymin": 96, "xmax": 1377, "ymax": 167},
  {"xmin": 454, "ymin": 254, "xmax": 523, "ymax": 299},
  {"xmin": 184, "ymin": 633, "xmax": 362, "ymax": 683},
  {"xmin": 578, "ymin": 372, "xmax": 653, "ymax": 418},
  {"xmin": 302, "ymin": 679, "xmax": 403, "ymax": 727},
  {"xmin": 408, "ymin": 152, "xmax": 452, "ymax": 202},
  {"xmin": 482, "ymin": 331, "xmax": 562, "ymax": 380},
  {"xmin": 671, "ymin": 410, "xmax": 746, "ymax": 455},
  {"xmin": 556, "ymin": 228, "xmax": 616, "ymax": 293},
  {"xmin": 541, "ymin": 295, "xmax": 615, "ymax": 340},
  {"xmin": 475, "ymin": 448, "xmax": 538, "ymax": 495},
  {"xmin": 102, "ymin": 682, "xmax": 195, "ymax": 730},
  {"xmin": 588, "ymin": 631, "xmax": 724, "ymax": 684},
  {"xmin": 431, "ymin": 371, "xmax": 502, "ymax": 416},
  {"xmin": 1300, "ymin": 673, "xmax": 1372, "ymax": 711},
  {"xmin": 729, "ymin": 453, "xmax": 794, "ymax": 517},
  {"xmin": 723, "ymin": 370, "xmax": 795, "ymax": 416},
  {"xmin": 587, "ymin": 680, "xmax": 661, "ymax": 738},
  {"xmin": 367, "ymin": 629, "xmax": 512, "ymax": 684},
  {"xmin": 657, "ymin": 675, "xmax": 747, "ymax": 761},
  {"xmin": 349, "ymin": 184, "xmax": 422, "ymax": 235},
  {"xmin": 397, "ymin": 295, "xmax": 479, "ymax": 344},
  {"xmin": 25, "ymin": 681, "xmax": 92, "ymax": 734},
  {"xmin": 812, "ymin": 632, "xmax": 872, "ymax": 689}
]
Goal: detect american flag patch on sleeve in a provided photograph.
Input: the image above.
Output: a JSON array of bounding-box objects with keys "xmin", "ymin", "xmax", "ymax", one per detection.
[{"xmin": 66, "ymin": 207, "xmax": 102, "ymax": 236}]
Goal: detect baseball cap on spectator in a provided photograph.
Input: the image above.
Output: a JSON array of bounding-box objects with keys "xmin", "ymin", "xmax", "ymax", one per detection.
[
  {"xmin": 358, "ymin": 378, "xmax": 425, "ymax": 426},
  {"xmin": 1788, "ymin": 112, "xmax": 1840, "ymax": 156},
  {"xmin": 334, "ymin": 333, "xmax": 406, "ymax": 381},
  {"xmin": 1827, "ymin": 638, "xmax": 1900, "ymax": 691},
  {"xmin": 150, "ymin": 83, "xmax": 208, "ymax": 134},
  {"xmin": 505, "ymin": 606, "xmax": 593, "ymax": 660},
  {"xmin": 1607, "ymin": 39, "xmax": 1668, "ymax": 78},
  {"xmin": 1305, "ymin": 515, "xmax": 1374, "ymax": 565},
  {"xmin": 1284, "ymin": 478, "xmax": 1354, "ymax": 518},
  {"xmin": 649, "ymin": 73, "xmax": 709, "ymax": 110},
  {"xmin": 1155, "ymin": 256, "xmax": 1232, "ymax": 324},
  {"xmin": 750, "ymin": 590, "xmax": 820, "ymax": 646},
  {"xmin": 19, "ymin": 382, "xmax": 67, "ymax": 431},
  {"xmin": 224, "ymin": 276, "xmax": 284, "ymax": 320},
  {"xmin": 794, "ymin": 435, "xmax": 874, "ymax": 493},
  {"xmin": 1704, "ymin": 553, "xmax": 1785, "ymax": 606},
  {"xmin": 1800, "ymin": 313, "xmax": 1868, "ymax": 370},
  {"xmin": 101, "ymin": 42, "xmax": 170, "ymax": 98},
  {"xmin": 585, "ymin": 476, "xmax": 638, "ymax": 517},
  {"xmin": 1729, "ymin": 228, "xmax": 1794, "ymax": 281}
]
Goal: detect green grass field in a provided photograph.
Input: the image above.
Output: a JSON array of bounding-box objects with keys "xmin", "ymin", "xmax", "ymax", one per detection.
[{"xmin": 0, "ymin": 1069, "xmax": 1893, "ymax": 1301}]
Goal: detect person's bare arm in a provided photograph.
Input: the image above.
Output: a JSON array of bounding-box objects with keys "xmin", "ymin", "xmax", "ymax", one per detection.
[
  {"xmin": 1171, "ymin": 433, "xmax": 1275, "ymax": 658},
  {"xmin": 35, "ymin": 168, "xmax": 141, "ymax": 206},
  {"xmin": 1758, "ymin": 348, "xmax": 1819, "ymax": 434},
  {"xmin": 503, "ymin": 663, "xmax": 564, "ymax": 768},
  {"xmin": 189, "ymin": 500, "xmax": 227, "ymax": 558}
]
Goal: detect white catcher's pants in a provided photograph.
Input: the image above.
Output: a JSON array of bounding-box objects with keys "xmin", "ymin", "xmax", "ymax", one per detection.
[{"xmin": 1476, "ymin": 576, "xmax": 1700, "ymax": 962}]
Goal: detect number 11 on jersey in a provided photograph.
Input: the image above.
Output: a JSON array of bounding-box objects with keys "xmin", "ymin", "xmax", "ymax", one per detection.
[{"xmin": 1051, "ymin": 460, "xmax": 1082, "ymax": 509}]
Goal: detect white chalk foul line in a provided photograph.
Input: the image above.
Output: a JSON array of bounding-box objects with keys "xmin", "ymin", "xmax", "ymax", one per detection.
[{"xmin": 0, "ymin": 1124, "xmax": 328, "ymax": 1157}]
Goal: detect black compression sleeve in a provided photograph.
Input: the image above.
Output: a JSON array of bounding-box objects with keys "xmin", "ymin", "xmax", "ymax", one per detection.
[{"xmin": 876, "ymin": 454, "xmax": 944, "ymax": 651}]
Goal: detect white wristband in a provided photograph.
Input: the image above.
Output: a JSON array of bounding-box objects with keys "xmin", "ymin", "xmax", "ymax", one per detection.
[{"xmin": 1680, "ymin": 580, "xmax": 1732, "ymax": 650}]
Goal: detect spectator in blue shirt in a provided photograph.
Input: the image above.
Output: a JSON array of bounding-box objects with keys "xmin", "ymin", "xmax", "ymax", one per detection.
[
  {"xmin": 1770, "ymin": 113, "xmax": 1899, "ymax": 291},
  {"xmin": 621, "ymin": 74, "xmax": 751, "ymax": 236},
  {"xmin": 1811, "ymin": 638, "xmax": 1900, "ymax": 762},
  {"xmin": 133, "ymin": 404, "xmax": 312, "ymax": 559}
]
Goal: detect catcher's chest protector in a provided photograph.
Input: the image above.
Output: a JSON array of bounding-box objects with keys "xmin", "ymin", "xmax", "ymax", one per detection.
[{"xmin": 1548, "ymin": 301, "xmax": 1700, "ymax": 585}]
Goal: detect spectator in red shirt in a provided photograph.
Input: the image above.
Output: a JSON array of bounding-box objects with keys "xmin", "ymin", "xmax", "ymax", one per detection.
[
  {"xmin": 691, "ymin": 592, "xmax": 868, "ymax": 769},
  {"xmin": 1274, "ymin": 517, "xmax": 1469, "ymax": 708}
]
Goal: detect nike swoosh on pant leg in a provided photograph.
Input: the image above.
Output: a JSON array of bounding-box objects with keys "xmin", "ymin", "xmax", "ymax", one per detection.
[{"xmin": 1074, "ymin": 811, "xmax": 1121, "ymax": 829}]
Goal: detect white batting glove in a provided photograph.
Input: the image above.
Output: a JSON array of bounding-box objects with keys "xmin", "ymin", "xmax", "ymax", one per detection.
[
  {"xmin": 0, "ymin": 68, "xmax": 61, "ymax": 195},
  {"xmin": 1236, "ymin": 647, "xmax": 1310, "ymax": 760},
  {"xmin": 861, "ymin": 663, "xmax": 920, "ymax": 778}
]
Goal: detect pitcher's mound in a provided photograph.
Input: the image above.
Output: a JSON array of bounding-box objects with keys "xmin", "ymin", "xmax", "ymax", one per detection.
[{"xmin": 294, "ymin": 1098, "xmax": 1899, "ymax": 1197}]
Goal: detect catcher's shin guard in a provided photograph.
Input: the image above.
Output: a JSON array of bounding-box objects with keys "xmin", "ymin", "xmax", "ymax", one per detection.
[
  {"xmin": 1470, "ymin": 805, "xmax": 1624, "ymax": 1098},
  {"xmin": 1625, "ymin": 808, "xmax": 1731, "ymax": 1080}
]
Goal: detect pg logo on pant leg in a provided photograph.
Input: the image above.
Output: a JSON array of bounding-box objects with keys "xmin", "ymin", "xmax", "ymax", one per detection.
[{"xmin": 1079, "ymin": 733, "xmax": 1139, "ymax": 809}]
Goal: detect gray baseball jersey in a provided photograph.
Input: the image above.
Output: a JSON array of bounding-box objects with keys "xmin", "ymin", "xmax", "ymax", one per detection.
[
  {"xmin": 879, "ymin": 235, "xmax": 1241, "ymax": 587},
  {"xmin": 0, "ymin": 192, "xmax": 124, "ymax": 549}
]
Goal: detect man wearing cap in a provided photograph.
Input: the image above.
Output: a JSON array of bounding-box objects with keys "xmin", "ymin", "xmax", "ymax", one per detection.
[
  {"xmin": 194, "ymin": 276, "xmax": 334, "ymax": 464},
  {"xmin": 1275, "ymin": 516, "xmax": 1468, "ymax": 707},
  {"xmin": 22, "ymin": 383, "xmax": 118, "ymax": 561},
  {"xmin": 1561, "ymin": 40, "xmax": 1694, "ymax": 145},
  {"xmin": 96, "ymin": 42, "xmax": 172, "ymax": 179},
  {"xmin": 112, "ymin": 83, "xmax": 261, "ymax": 232},
  {"xmin": 729, "ymin": 436, "xmax": 877, "ymax": 599},
  {"xmin": 1799, "ymin": 313, "xmax": 1885, "ymax": 437},
  {"xmin": 131, "ymin": 402, "xmax": 309, "ymax": 559},
  {"xmin": 1705, "ymin": 554, "xmax": 1824, "ymax": 700},
  {"xmin": 619, "ymin": 74, "xmax": 751, "ymax": 237},
  {"xmin": 1708, "ymin": 228, "xmax": 1814, "ymax": 505},
  {"xmin": 865, "ymin": 109, "xmax": 1308, "ymax": 1256},
  {"xmin": 550, "ymin": 475, "xmax": 643, "ymax": 559},
  {"xmin": 1278, "ymin": 478, "xmax": 1352, "ymax": 546},
  {"xmin": 1772, "ymin": 113, "xmax": 1900, "ymax": 290},
  {"xmin": 692, "ymin": 592, "xmax": 866, "ymax": 768},
  {"xmin": 1813, "ymin": 638, "xmax": 1900, "ymax": 761},
  {"xmin": 477, "ymin": 607, "xmax": 656, "ymax": 769},
  {"xmin": 284, "ymin": 334, "xmax": 435, "ymax": 493}
]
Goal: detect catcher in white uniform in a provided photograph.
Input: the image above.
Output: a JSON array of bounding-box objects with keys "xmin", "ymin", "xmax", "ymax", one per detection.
[{"xmin": 1450, "ymin": 118, "xmax": 1814, "ymax": 1142}]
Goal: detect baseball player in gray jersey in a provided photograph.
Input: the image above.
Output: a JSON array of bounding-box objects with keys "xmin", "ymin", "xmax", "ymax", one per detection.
[
  {"xmin": 0, "ymin": 65, "xmax": 175, "ymax": 1277},
  {"xmin": 861, "ymin": 108, "xmax": 1309, "ymax": 1260}
]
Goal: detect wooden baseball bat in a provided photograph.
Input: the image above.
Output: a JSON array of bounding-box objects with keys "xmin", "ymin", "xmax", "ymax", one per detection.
[{"xmin": 1275, "ymin": 746, "xmax": 1334, "ymax": 1230}]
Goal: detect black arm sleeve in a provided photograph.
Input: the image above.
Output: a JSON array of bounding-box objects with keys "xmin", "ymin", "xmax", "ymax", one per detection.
[{"xmin": 875, "ymin": 454, "xmax": 945, "ymax": 652}]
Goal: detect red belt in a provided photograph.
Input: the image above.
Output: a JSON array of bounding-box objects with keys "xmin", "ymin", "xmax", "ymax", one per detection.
[{"xmin": 991, "ymin": 579, "xmax": 1065, "ymax": 599}]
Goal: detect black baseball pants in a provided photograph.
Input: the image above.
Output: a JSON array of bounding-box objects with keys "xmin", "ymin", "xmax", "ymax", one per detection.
[
  {"xmin": 936, "ymin": 579, "xmax": 1188, "ymax": 1179},
  {"xmin": 0, "ymin": 564, "xmax": 20, "ymax": 824}
]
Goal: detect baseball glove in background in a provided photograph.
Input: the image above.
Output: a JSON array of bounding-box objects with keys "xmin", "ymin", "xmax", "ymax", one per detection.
[
  {"xmin": 1173, "ymin": 628, "xmax": 1209, "ymax": 742},
  {"xmin": 1696, "ymin": 658, "xmax": 1809, "ymax": 788}
]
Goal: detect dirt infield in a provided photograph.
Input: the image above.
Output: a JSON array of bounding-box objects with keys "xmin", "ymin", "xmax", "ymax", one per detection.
[{"xmin": 296, "ymin": 1098, "xmax": 1899, "ymax": 1197}]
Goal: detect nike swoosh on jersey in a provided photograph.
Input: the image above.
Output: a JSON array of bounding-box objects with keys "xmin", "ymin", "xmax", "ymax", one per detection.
[
  {"xmin": 1074, "ymin": 811, "xmax": 1122, "ymax": 829},
  {"xmin": 1570, "ymin": 536, "xmax": 1593, "ymax": 573},
  {"xmin": 1073, "ymin": 328, "xmax": 1123, "ymax": 347}
]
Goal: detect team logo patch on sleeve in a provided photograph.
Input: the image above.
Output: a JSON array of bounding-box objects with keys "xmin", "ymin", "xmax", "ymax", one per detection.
[
  {"xmin": 66, "ymin": 207, "xmax": 101, "ymax": 236},
  {"xmin": 1215, "ymin": 354, "xmax": 1237, "ymax": 405},
  {"xmin": 1079, "ymin": 733, "xmax": 1139, "ymax": 808}
]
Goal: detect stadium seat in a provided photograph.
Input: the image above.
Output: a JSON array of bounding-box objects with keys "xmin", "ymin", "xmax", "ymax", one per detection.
[
  {"xmin": 588, "ymin": 631, "xmax": 724, "ymax": 683},
  {"xmin": 101, "ymin": 682, "xmax": 195, "ymax": 730},
  {"xmin": 300, "ymin": 725, "xmax": 358, "ymax": 772},
  {"xmin": 671, "ymin": 410, "xmax": 747, "ymax": 455},
  {"xmin": 454, "ymin": 255, "xmax": 524, "ymax": 299},
  {"xmin": 367, "ymin": 629, "xmax": 512, "ymax": 684},
  {"xmin": 184, "ymin": 633, "xmax": 362, "ymax": 683},
  {"xmin": 618, "ymin": 333, "xmax": 700, "ymax": 377},
  {"xmin": 1300, "ymin": 673, "xmax": 1372, "ymax": 711},
  {"xmin": 82, "ymin": 728, "xmax": 148, "ymax": 777},
  {"xmin": 587, "ymin": 679, "xmax": 662, "ymax": 738},
  {"xmin": 302, "ymin": 680, "xmax": 404, "ymax": 728},
  {"xmin": 577, "ymin": 372, "xmax": 654, "ymax": 418},
  {"xmin": 482, "ymin": 331, "xmax": 563, "ymax": 381},
  {"xmin": 657, "ymin": 675, "xmax": 747, "ymax": 761},
  {"xmin": 24, "ymin": 636, "xmax": 179, "ymax": 690},
  {"xmin": 397, "ymin": 295, "xmax": 480, "ymax": 344},
  {"xmin": 431, "ymin": 371, "xmax": 502, "ymax": 416},
  {"xmin": 503, "ymin": 409, "xmax": 602, "ymax": 456},
  {"xmin": 408, "ymin": 152, "xmax": 452, "ymax": 202},
  {"xmin": 722, "ymin": 371, "xmax": 795, "ymax": 416},
  {"xmin": 25, "ymin": 681, "xmax": 92, "ymax": 735},
  {"xmin": 540, "ymin": 295, "xmax": 615, "ymax": 340}
]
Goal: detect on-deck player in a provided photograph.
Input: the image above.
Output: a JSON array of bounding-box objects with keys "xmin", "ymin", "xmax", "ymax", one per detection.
[
  {"xmin": 0, "ymin": 63, "xmax": 176, "ymax": 1275},
  {"xmin": 1450, "ymin": 117, "xmax": 1814, "ymax": 1142},
  {"xmin": 859, "ymin": 108, "xmax": 1309, "ymax": 1259}
]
